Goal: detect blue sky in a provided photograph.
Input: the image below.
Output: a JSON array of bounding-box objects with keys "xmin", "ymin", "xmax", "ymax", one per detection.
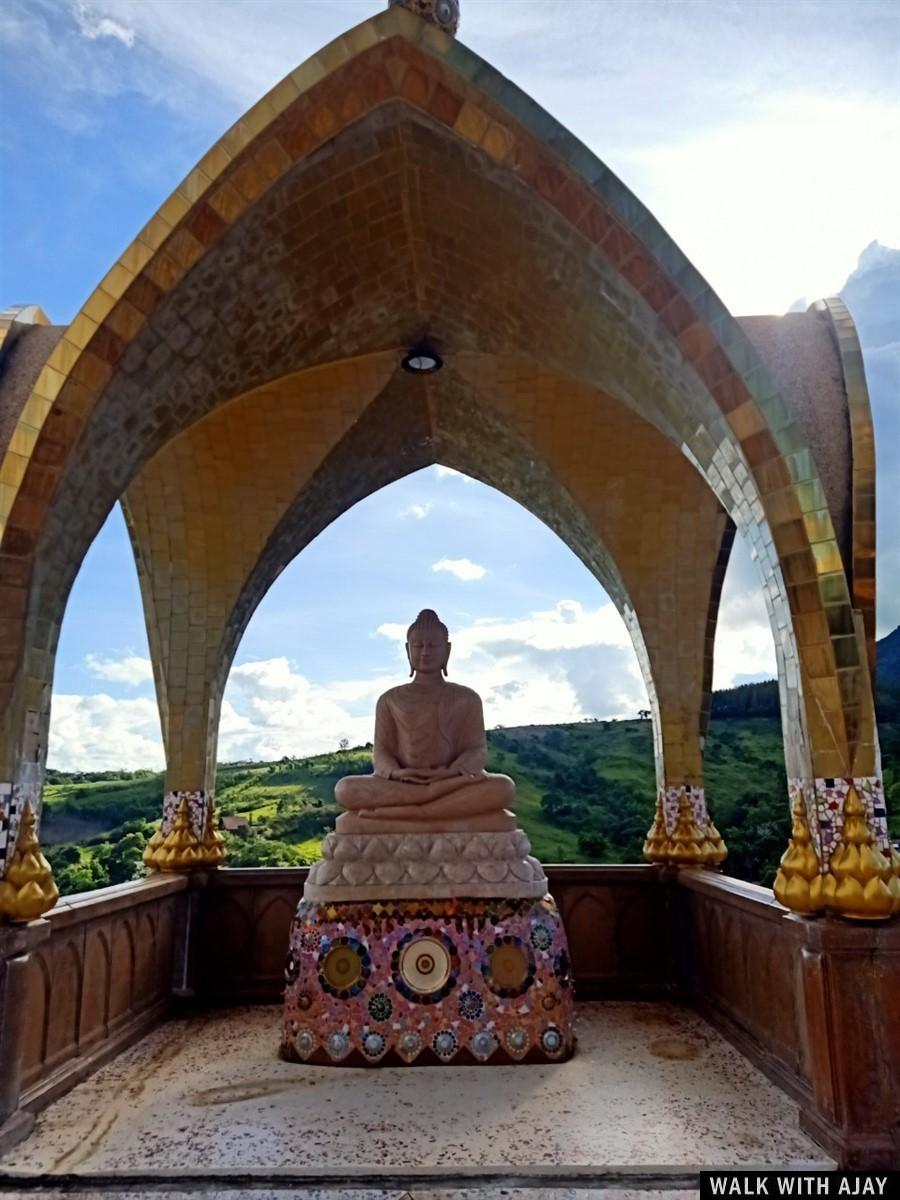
[{"xmin": 1, "ymin": 0, "xmax": 898, "ymax": 769}]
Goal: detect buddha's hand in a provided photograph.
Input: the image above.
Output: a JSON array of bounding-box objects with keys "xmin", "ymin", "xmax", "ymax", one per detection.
[{"xmin": 389, "ymin": 768, "xmax": 432, "ymax": 784}]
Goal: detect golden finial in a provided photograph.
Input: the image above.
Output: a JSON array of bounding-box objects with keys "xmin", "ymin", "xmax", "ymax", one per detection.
[
  {"xmin": 700, "ymin": 819, "xmax": 728, "ymax": 867},
  {"xmin": 822, "ymin": 785, "xmax": 893, "ymax": 919},
  {"xmin": 889, "ymin": 846, "xmax": 900, "ymax": 915},
  {"xmin": 668, "ymin": 792, "xmax": 706, "ymax": 865},
  {"xmin": 773, "ymin": 790, "xmax": 823, "ymax": 913},
  {"xmin": 146, "ymin": 795, "xmax": 203, "ymax": 872},
  {"xmin": 0, "ymin": 800, "xmax": 59, "ymax": 922},
  {"xmin": 142, "ymin": 822, "xmax": 166, "ymax": 871},
  {"xmin": 197, "ymin": 797, "xmax": 226, "ymax": 868},
  {"xmin": 642, "ymin": 794, "xmax": 669, "ymax": 863}
]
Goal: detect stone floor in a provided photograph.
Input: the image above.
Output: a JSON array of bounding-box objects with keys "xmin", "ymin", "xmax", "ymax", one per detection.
[
  {"xmin": 1, "ymin": 1001, "xmax": 831, "ymax": 1195},
  {"xmin": 0, "ymin": 1193, "xmax": 703, "ymax": 1199}
]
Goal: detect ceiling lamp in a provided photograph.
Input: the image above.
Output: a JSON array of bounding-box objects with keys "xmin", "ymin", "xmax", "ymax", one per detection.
[{"xmin": 401, "ymin": 341, "xmax": 443, "ymax": 374}]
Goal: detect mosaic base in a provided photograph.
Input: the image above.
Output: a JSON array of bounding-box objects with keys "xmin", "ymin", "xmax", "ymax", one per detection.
[
  {"xmin": 661, "ymin": 785, "xmax": 708, "ymax": 835},
  {"xmin": 790, "ymin": 775, "xmax": 889, "ymax": 866},
  {"xmin": 161, "ymin": 789, "xmax": 211, "ymax": 838},
  {"xmin": 281, "ymin": 895, "xmax": 575, "ymax": 1067}
]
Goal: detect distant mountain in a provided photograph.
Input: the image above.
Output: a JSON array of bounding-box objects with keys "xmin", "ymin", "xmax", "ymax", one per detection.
[{"xmin": 879, "ymin": 626, "xmax": 900, "ymax": 686}]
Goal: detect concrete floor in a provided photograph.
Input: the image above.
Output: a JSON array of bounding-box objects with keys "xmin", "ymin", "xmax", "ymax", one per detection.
[{"xmin": 1, "ymin": 1001, "xmax": 831, "ymax": 1193}]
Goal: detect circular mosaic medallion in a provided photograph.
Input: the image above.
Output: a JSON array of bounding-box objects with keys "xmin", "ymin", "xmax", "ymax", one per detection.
[
  {"xmin": 471, "ymin": 1030, "xmax": 498, "ymax": 1062},
  {"xmin": 318, "ymin": 936, "xmax": 371, "ymax": 999},
  {"xmin": 530, "ymin": 924, "xmax": 553, "ymax": 952},
  {"xmin": 368, "ymin": 993, "xmax": 392, "ymax": 1022},
  {"xmin": 294, "ymin": 1029, "xmax": 316, "ymax": 1060},
  {"xmin": 392, "ymin": 929, "xmax": 459, "ymax": 1004},
  {"xmin": 540, "ymin": 1026, "xmax": 564, "ymax": 1055},
  {"xmin": 297, "ymin": 990, "xmax": 313, "ymax": 1011},
  {"xmin": 432, "ymin": 1029, "xmax": 459, "ymax": 1061},
  {"xmin": 400, "ymin": 937, "xmax": 450, "ymax": 992},
  {"xmin": 505, "ymin": 1027, "xmax": 529, "ymax": 1055},
  {"xmin": 300, "ymin": 928, "xmax": 322, "ymax": 953},
  {"xmin": 362, "ymin": 1031, "xmax": 387, "ymax": 1060},
  {"xmin": 326, "ymin": 1030, "xmax": 351, "ymax": 1061},
  {"xmin": 398, "ymin": 1031, "xmax": 423, "ymax": 1062},
  {"xmin": 482, "ymin": 935, "xmax": 535, "ymax": 998},
  {"xmin": 542, "ymin": 991, "xmax": 559, "ymax": 1011},
  {"xmin": 458, "ymin": 989, "xmax": 484, "ymax": 1020}
]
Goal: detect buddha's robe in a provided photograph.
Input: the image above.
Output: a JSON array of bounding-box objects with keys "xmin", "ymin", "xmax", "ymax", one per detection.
[{"xmin": 334, "ymin": 682, "xmax": 516, "ymax": 833}]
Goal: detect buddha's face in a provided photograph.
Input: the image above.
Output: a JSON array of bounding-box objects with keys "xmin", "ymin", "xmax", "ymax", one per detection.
[{"xmin": 406, "ymin": 631, "xmax": 450, "ymax": 676}]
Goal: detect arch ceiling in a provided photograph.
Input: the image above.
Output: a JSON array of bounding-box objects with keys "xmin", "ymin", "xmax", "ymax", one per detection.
[
  {"xmin": 123, "ymin": 353, "xmax": 730, "ymax": 796},
  {"xmin": 0, "ymin": 4, "xmax": 879, "ymax": 853}
]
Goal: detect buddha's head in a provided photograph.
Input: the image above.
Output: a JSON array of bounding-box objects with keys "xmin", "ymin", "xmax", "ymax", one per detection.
[{"xmin": 406, "ymin": 609, "xmax": 451, "ymax": 677}]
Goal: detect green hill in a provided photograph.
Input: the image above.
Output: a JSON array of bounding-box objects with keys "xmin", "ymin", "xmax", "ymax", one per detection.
[
  {"xmin": 43, "ymin": 712, "xmax": 875, "ymax": 899},
  {"xmin": 41, "ymin": 629, "xmax": 900, "ymax": 899}
]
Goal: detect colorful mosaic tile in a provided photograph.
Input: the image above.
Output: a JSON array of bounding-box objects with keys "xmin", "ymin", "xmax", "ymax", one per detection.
[
  {"xmin": 281, "ymin": 894, "xmax": 575, "ymax": 1067},
  {"xmin": 161, "ymin": 789, "xmax": 210, "ymax": 839},
  {"xmin": 1, "ymin": 780, "xmax": 39, "ymax": 875},
  {"xmin": 788, "ymin": 777, "xmax": 822, "ymax": 861},
  {"xmin": 0, "ymin": 782, "xmax": 13, "ymax": 872},
  {"xmin": 811, "ymin": 775, "xmax": 889, "ymax": 865},
  {"xmin": 661, "ymin": 785, "xmax": 710, "ymax": 835}
]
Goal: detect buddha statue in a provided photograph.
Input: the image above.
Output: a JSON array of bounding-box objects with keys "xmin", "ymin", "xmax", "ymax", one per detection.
[
  {"xmin": 335, "ymin": 609, "xmax": 516, "ymax": 834},
  {"xmin": 284, "ymin": 609, "xmax": 574, "ymax": 1068}
]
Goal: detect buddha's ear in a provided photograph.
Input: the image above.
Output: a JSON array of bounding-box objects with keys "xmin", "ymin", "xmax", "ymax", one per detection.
[
  {"xmin": 443, "ymin": 641, "xmax": 451, "ymax": 676},
  {"xmin": 405, "ymin": 641, "xmax": 414, "ymax": 677}
]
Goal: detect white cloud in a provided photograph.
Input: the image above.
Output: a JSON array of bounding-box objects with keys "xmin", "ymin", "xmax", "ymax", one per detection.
[
  {"xmin": 377, "ymin": 600, "xmax": 646, "ymax": 727},
  {"xmin": 49, "ymin": 693, "xmax": 164, "ymax": 771},
  {"xmin": 432, "ymin": 557, "xmax": 486, "ymax": 582},
  {"xmin": 48, "ymin": 603, "xmax": 649, "ymax": 769},
  {"xmin": 712, "ymin": 535, "xmax": 778, "ymax": 689},
  {"xmin": 85, "ymin": 653, "xmax": 153, "ymax": 686},
  {"xmin": 218, "ymin": 657, "xmax": 376, "ymax": 762},
  {"xmin": 73, "ymin": 3, "xmax": 135, "ymax": 47},
  {"xmin": 623, "ymin": 93, "xmax": 900, "ymax": 315},
  {"xmin": 433, "ymin": 466, "xmax": 474, "ymax": 483},
  {"xmin": 399, "ymin": 503, "xmax": 431, "ymax": 520}
]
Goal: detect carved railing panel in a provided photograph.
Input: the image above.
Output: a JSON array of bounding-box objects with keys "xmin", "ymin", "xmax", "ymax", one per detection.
[
  {"xmin": 676, "ymin": 870, "xmax": 810, "ymax": 1098},
  {"xmin": 196, "ymin": 870, "xmax": 305, "ymax": 1001},
  {"xmin": 18, "ymin": 877, "xmax": 186, "ymax": 1104}
]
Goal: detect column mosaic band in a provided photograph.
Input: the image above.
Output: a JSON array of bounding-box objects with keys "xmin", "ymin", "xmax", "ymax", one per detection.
[
  {"xmin": 0, "ymin": 783, "xmax": 14, "ymax": 876},
  {"xmin": 795, "ymin": 776, "xmax": 890, "ymax": 867},
  {"xmin": 0, "ymin": 780, "xmax": 42, "ymax": 877},
  {"xmin": 661, "ymin": 785, "xmax": 709, "ymax": 835},
  {"xmin": 161, "ymin": 790, "xmax": 212, "ymax": 840}
]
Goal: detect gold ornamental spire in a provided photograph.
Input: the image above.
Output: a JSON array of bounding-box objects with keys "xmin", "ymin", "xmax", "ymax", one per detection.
[
  {"xmin": 0, "ymin": 800, "xmax": 59, "ymax": 921},
  {"xmin": 822, "ymin": 785, "xmax": 893, "ymax": 919},
  {"xmin": 642, "ymin": 794, "xmax": 669, "ymax": 863},
  {"xmin": 773, "ymin": 791, "xmax": 823, "ymax": 913}
]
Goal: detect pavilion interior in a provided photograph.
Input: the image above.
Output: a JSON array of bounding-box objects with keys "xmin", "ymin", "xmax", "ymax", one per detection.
[{"xmin": 1, "ymin": 5, "xmax": 898, "ymax": 1188}]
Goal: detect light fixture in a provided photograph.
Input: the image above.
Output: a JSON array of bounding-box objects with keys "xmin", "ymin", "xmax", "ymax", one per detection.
[{"xmin": 401, "ymin": 340, "xmax": 442, "ymax": 374}]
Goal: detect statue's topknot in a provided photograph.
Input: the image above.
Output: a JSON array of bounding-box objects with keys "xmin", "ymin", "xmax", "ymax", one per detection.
[{"xmin": 407, "ymin": 609, "xmax": 449, "ymax": 641}]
